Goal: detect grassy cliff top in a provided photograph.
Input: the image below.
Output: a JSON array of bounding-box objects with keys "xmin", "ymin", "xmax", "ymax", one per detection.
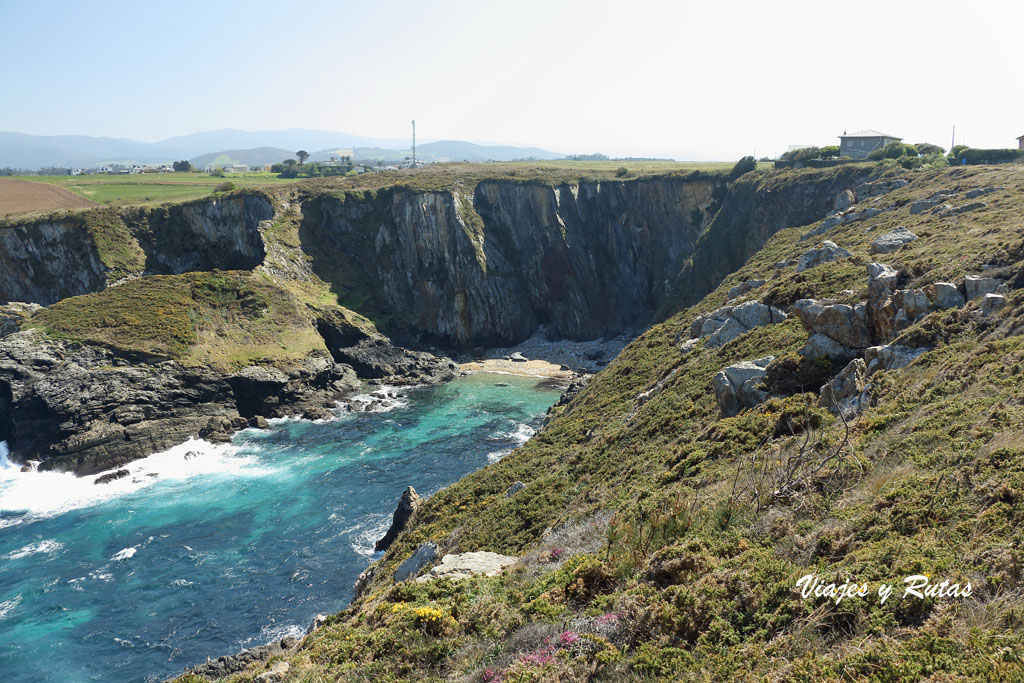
[
  {"xmin": 187, "ymin": 163, "xmax": 1024, "ymax": 681},
  {"xmin": 25, "ymin": 270, "xmax": 353, "ymax": 370}
]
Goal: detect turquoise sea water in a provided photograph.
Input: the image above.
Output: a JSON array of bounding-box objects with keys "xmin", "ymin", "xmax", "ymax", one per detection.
[{"xmin": 0, "ymin": 373, "xmax": 560, "ymax": 682}]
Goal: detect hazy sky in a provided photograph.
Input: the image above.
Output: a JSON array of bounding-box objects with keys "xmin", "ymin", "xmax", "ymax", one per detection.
[{"xmin": 2, "ymin": 0, "xmax": 1021, "ymax": 159}]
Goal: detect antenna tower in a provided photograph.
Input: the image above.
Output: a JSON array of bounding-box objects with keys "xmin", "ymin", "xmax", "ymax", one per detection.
[{"xmin": 412, "ymin": 120, "xmax": 416, "ymax": 166}]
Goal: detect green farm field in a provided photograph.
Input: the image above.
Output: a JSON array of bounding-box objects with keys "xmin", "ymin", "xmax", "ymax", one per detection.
[{"xmin": 11, "ymin": 172, "xmax": 302, "ymax": 207}]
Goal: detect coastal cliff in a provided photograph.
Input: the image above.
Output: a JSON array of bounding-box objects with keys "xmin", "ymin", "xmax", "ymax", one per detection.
[
  {"xmin": 197, "ymin": 163, "xmax": 1024, "ymax": 681},
  {"xmin": 300, "ymin": 176, "xmax": 726, "ymax": 347},
  {"xmin": 0, "ymin": 167, "xmax": 873, "ymax": 475}
]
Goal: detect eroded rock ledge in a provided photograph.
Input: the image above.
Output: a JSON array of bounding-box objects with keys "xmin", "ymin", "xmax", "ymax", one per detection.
[{"xmin": 0, "ymin": 324, "xmax": 455, "ymax": 475}]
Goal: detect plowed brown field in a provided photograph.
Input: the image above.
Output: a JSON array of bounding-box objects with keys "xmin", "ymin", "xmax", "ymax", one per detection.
[{"xmin": 0, "ymin": 177, "xmax": 97, "ymax": 217}]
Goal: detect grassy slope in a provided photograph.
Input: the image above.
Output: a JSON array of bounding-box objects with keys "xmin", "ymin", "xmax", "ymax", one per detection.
[
  {"xmin": 190, "ymin": 164, "xmax": 1024, "ymax": 682},
  {"xmin": 26, "ymin": 271, "xmax": 326, "ymax": 369}
]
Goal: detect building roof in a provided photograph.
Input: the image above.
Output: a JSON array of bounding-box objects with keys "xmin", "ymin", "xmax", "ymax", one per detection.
[
  {"xmin": 1018, "ymin": 134, "xmax": 1024, "ymax": 140},
  {"xmin": 840, "ymin": 129, "xmax": 902, "ymax": 139}
]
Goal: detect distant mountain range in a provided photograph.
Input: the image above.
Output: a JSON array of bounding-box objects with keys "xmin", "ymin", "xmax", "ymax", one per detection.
[{"xmin": 0, "ymin": 129, "xmax": 565, "ymax": 169}]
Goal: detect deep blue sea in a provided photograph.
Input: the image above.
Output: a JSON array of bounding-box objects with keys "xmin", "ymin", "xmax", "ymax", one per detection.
[{"xmin": 0, "ymin": 373, "xmax": 559, "ymax": 682}]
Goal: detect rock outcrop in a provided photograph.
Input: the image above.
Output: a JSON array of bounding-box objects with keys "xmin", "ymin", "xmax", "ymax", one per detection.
[
  {"xmin": 0, "ymin": 302, "xmax": 40, "ymax": 338},
  {"xmin": 712, "ymin": 356, "xmax": 774, "ymax": 417},
  {"xmin": 864, "ymin": 344, "xmax": 929, "ymax": 375},
  {"xmin": 183, "ymin": 637, "xmax": 298, "ymax": 681},
  {"xmin": 375, "ymin": 486, "xmax": 423, "ymax": 552},
  {"xmin": 818, "ymin": 358, "xmax": 869, "ymax": 418},
  {"xmin": 0, "ymin": 194, "xmax": 271, "ymax": 306},
  {"xmin": 690, "ymin": 301, "xmax": 788, "ymax": 348},
  {"xmin": 415, "ymin": 552, "xmax": 518, "ymax": 583},
  {"xmin": 0, "ymin": 330, "xmax": 360, "ymax": 475},
  {"xmin": 797, "ymin": 241, "xmax": 851, "ymax": 272},
  {"xmin": 394, "ymin": 541, "xmax": 438, "ymax": 582},
  {"xmin": 870, "ymin": 226, "xmax": 918, "ymax": 254}
]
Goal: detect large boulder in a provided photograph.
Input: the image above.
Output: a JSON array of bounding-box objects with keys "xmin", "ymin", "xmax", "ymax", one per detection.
[
  {"xmin": 864, "ymin": 344, "xmax": 929, "ymax": 375},
  {"xmin": 797, "ymin": 241, "xmax": 852, "ymax": 272},
  {"xmin": 691, "ymin": 302, "xmax": 787, "ymax": 348},
  {"xmin": 800, "ymin": 332, "xmax": 856, "ymax": 362},
  {"xmin": 834, "ymin": 189, "xmax": 855, "ymax": 212},
  {"xmin": 981, "ymin": 293, "xmax": 1007, "ymax": 315},
  {"xmin": 793, "ymin": 299, "xmax": 872, "ymax": 349},
  {"xmin": 910, "ymin": 197, "xmax": 941, "ymax": 215},
  {"xmin": 867, "ymin": 263, "xmax": 901, "ymax": 342},
  {"xmin": 375, "ymin": 486, "xmax": 423, "ymax": 552},
  {"xmin": 415, "ymin": 552, "xmax": 518, "ymax": 583},
  {"xmin": 712, "ymin": 356, "xmax": 774, "ymax": 417},
  {"xmin": 818, "ymin": 358, "xmax": 869, "ymax": 418},
  {"xmin": 965, "ymin": 187, "xmax": 1003, "ymax": 199},
  {"xmin": 870, "ymin": 226, "xmax": 918, "ymax": 254},
  {"xmin": 964, "ymin": 275, "xmax": 1003, "ymax": 300},
  {"xmin": 394, "ymin": 541, "xmax": 438, "ymax": 582},
  {"xmin": 727, "ymin": 279, "xmax": 766, "ymax": 299},
  {"xmin": 927, "ymin": 282, "xmax": 966, "ymax": 310},
  {"xmin": 316, "ymin": 310, "xmax": 457, "ymax": 385}
]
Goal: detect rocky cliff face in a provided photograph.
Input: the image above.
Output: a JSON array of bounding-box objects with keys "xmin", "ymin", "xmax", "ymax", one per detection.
[
  {"xmin": 300, "ymin": 176, "xmax": 724, "ymax": 348},
  {"xmin": 0, "ymin": 193, "xmax": 271, "ymax": 305},
  {"xmin": 663, "ymin": 165, "xmax": 878, "ymax": 316},
  {"xmin": 0, "ymin": 220, "xmax": 109, "ymax": 305}
]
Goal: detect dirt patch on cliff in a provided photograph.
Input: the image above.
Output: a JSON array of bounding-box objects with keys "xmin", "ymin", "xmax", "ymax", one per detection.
[{"xmin": 0, "ymin": 177, "xmax": 97, "ymax": 217}]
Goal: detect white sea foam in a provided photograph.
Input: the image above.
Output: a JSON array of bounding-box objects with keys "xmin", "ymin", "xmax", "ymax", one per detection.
[
  {"xmin": 347, "ymin": 513, "xmax": 392, "ymax": 558},
  {"xmin": 3, "ymin": 539, "xmax": 64, "ymax": 560},
  {"xmin": 486, "ymin": 422, "xmax": 536, "ymax": 463},
  {"xmin": 344, "ymin": 385, "xmax": 410, "ymax": 414},
  {"xmin": 0, "ymin": 437, "xmax": 272, "ymax": 523},
  {"xmin": 111, "ymin": 546, "xmax": 137, "ymax": 561},
  {"xmin": 258, "ymin": 622, "xmax": 305, "ymax": 643},
  {"xmin": 0, "ymin": 595, "xmax": 22, "ymax": 619}
]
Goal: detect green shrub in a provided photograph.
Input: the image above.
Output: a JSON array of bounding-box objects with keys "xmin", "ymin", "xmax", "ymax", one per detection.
[
  {"xmin": 729, "ymin": 156, "xmax": 756, "ymax": 179},
  {"xmin": 868, "ymin": 142, "xmax": 918, "ymax": 161},
  {"xmin": 615, "ymin": 166, "xmax": 628, "ymax": 178},
  {"xmin": 212, "ymin": 181, "xmax": 234, "ymax": 192}
]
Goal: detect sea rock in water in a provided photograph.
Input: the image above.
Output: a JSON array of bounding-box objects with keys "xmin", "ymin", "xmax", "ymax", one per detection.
[
  {"xmin": 870, "ymin": 226, "xmax": 917, "ymax": 254},
  {"xmin": 712, "ymin": 356, "xmax": 774, "ymax": 417},
  {"xmin": 375, "ymin": 486, "xmax": 423, "ymax": 552},
  {"xmin": 415, "ymin": 552, "xmax": 518, "ymax": 583},
  {"xmin": 797, "ymin": 240, "xmax": 852, "ymax": 272},
  {"xmin": 94, "ymin": 469, "xmax": 130, "ymax": 485},
  {"xmin": 394, "ymin": 541, "xmax": 438, "ymax": 582}
]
